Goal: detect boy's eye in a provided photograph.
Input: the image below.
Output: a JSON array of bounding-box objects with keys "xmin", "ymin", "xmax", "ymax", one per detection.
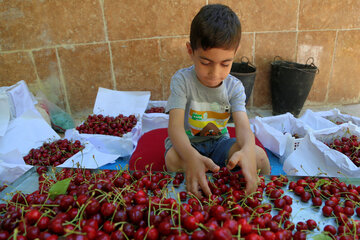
[
  {"xmin": 222, "ymin": 64, "xmax": 230, "ymax": 67},
  {"xmin": 200, "ymin": 61, "xmax": 210, "ymax": 65}
]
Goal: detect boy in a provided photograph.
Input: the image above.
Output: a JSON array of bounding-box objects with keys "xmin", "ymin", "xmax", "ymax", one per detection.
[{"xmin": 165, "ymin": 4, "xmax": 270, "ymax": 198}]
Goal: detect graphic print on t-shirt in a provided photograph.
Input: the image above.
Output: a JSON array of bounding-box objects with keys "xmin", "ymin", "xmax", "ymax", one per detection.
[{"xmin": 186, "ymin": 101, "xmax": 230, "ymax": 137}]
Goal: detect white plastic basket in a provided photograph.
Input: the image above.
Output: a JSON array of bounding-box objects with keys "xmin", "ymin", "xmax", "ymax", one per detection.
[{"xmin": 293, "ymin": 137, "xmax": 303, "ymax": 151}]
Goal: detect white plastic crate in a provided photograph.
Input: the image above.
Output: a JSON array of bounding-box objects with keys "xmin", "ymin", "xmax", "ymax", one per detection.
[
  {"xmin": 251, "ymin": 113, "xmax": 310, "ymax": 164},
  {"xmin": 293, "ymin": 137, "xmax": 303, "ymax": 151}
]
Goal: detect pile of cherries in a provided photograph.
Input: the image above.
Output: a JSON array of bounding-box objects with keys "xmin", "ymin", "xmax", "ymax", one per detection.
[
  {"xmin": 23, "ymin": 139, "xmax": 84, "ymax": 167},
  {"xmin": 145, "ymin": 107, "xmax": 166, "ymax": 113},
  {"xmin": 326, "ymin": 134, "xmax": 360, "ymax": 167},
  {"xmin": 0, "ymin": 167, "xmax": 359, "ymax": 240},
  {"xmin": 76, "ymin": 114, "xmax": 137, "ymax": 137}
]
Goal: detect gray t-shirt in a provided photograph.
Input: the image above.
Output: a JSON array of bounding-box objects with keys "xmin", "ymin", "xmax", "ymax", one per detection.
[{"xmin": 166, "ymin": 65, "xmax": 246, "ymax": 142}]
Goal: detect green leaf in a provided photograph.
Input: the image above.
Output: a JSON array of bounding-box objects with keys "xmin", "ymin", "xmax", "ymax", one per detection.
[
  {"xmin": 48, "ymin": 178, "xmax": 71, "ymax": 200},
  {"xmin": 311, "ymin": 233, "xmax": 333, "ymax": 240}
]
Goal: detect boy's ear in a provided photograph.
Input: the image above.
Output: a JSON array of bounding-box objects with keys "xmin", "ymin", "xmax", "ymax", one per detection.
[{"xmin": 186, "ymin": 42, "xmax": 193, "ymax": 56}]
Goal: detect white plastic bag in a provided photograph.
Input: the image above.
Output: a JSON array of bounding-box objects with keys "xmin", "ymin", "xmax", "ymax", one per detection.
[
  {"xmin": 0, "ymin": 92, "xmax": 10, "ymax": 136},
  {"xmin": 250, "ymin": 113, "xmax": 310, "ymax": 162},
  {"xmin": 0, "ymin": 109, "xmax": 60, "ymax": 156},
  {"xmin": 314, "ymin": 108, "xmax": 360, "ymax": 127},
  {"xmin": 299, "ymin": 109, "xmax": 337, "ymax": 131},
  {"xmin": 0, "ymin": 80, "xmax": 38, "ymax": 137},
  {"xmin": 65, "ymin": 117, "xmax": 141, "ymax": 156},
  {"xmin": 4, "ymin": 80, "xmax": 38, "ymax": 119},
  {"xmin": 142, "ymin": 100, "xmax": 169, "ymax": 134},
  {"xmin": 283, "ymin": 123, "xmax": 360, "ymax": 178},
  {"xmin": 57, "ymin": 140, "xmax": 120, "ymax": 169},
  {"xmin": 66, "ymin": 88, "xmax": 150, "ymax": 156},
  {"xmin": 0, "ymin": 150, "xmax": 32, "ymax": 183}
]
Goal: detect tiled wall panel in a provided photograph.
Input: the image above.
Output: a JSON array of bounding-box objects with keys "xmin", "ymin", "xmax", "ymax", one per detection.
[
  {"xmin": 0, "ymin": 0, "xmax": 105, "ymax": 51},
  {"xmin": 57, "ymin": 44, "xmax": 113, "ymax": 113},
  {"xmin": 0, "ymin": 0, "xmax": 359, "ymax": 116}
]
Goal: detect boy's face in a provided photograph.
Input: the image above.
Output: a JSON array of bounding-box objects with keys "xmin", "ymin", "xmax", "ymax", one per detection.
[{"xmin": 187, "ymin": 42, "xmax": 236, "ymax": 88}]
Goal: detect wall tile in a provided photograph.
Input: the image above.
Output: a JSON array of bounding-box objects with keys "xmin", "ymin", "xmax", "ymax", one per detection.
[
  {"xmin": 160, "ymin": 37, "xmax": 192, "ymax": 100},
  {"xmin": 297, "ymin": 31, "xmax": 336, "ymax": 104},
  {"xmin": 210, "ymin": 0, "xmax": 298, "ymax": 32},
  {"xmin": 0, "ymin": 0, "xmax": 104, "ymax": 51},
  {"xmin": 253, "ymin": 32, "xmax": 297, "ymax": 107},
  {"xmin": 32, "ymin": 48, "xmax": 66, "ymax": 109},
  {"xmin": 58, "ymin": 44, "xmax": 113, "ymax": 113},
  {"xmin": 0, "ymin": 52, "xmax": 37, "ymax": 88},
  {"xmin": 299, "ymin": 0, "xmax": 360, "ymax": 30},
  {"xmin": 328, "ymin": 30, "xmax": 360, "ymax": 103},
  {"xmin": 104, "ymin": 0, "xmax": 206, "ymax": 40},
  {"xmin": 111, "ymin": 39, "xmax": 162, "ymax": 100},
  {"xmin": 235, "ymin": 33, "xmax": 254, "ymax": 62}
]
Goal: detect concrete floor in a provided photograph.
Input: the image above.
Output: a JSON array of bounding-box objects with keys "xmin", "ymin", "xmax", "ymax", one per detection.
[{"xmin": 247, "ymin": 103, "xmax": 360, "ymax": 119}]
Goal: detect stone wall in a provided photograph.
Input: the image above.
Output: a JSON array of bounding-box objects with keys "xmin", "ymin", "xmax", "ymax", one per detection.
[{"xmin": 1, "ymin": 0, "xmax": 360, "ymax": 118}]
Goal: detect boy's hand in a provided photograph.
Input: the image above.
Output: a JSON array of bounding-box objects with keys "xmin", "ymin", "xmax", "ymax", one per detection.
[
  {"xmin": 184, "ymin": 153, "xmax": 220, "ymax": 199},
  {"xmin": 226, "ymin": 150, "xmax": 258, "ymax": 194}
]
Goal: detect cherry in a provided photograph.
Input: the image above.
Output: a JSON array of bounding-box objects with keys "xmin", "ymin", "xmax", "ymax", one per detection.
[
  {"xmin": 128, "ymin": 208, "xmax": 144, "ymax": 224},
  {"xmin": 300, "ymin": 191, "xmax": 311, "ymax": 202},
  {"xmin": 212, "ymin": 227, "xmax": 232, "ymax": 240},
  {"xmin": 356, "ymin": 207, "xmax": 360, "ymax": 217},
  {"xmin": 103, "ymin": 220, "xmax": 115, "ymax": 233},
  {"xmin": 144, "ymin": 227, "xmax": 159, "ymax": 240},
  {"xmin": 110, "ymin": 230, "xmax": 125, "ymax": 240},
  {"xmin": 101, "ymin": 202, "xmax": 116, "ymax": 217},
  {"xmin": 37, "ymin": 216, "xmax": 50, "ymax": 230},
  {"xmin": 158, "ymin": 221, "xmax": 172, "ymax": 236},
  {"xmin": 261, "ymin": 231, "xmax": 276, "ymax": 240},
  {"xmin": 293, "ymin": 231, "xmax": 307, "ymax": 240},
  {"xmin": 312, "ymin": 197, "xmax": 322, "ymax": 207},
  {"xmin": 82, "ymin": 226, "xmax": 97, "ymax": 239},
  {"xmin": 27, "ymin": 226, "xmax": 40, "ymax": 240},
  {"xmin": 25, "ymin": 209, "xmax": 42, "ymax": 225},
  {"xmin": 274, "ymin": 198, "xmax": 286, "ymax": 208},
  {"xmin": 85, "ymin": 199, "xmax": 100, "ymax": 217},
  {"xmin": 306, "ymin": 219, "xmax": 317, "ymax": 230},
  {"xmin": 322, "ymin": 205, "xmax": 333, "ymax": 217},
  {"xmin": 294, "ymin": 186, "xmax": 305, "ymax": 196},
  {"xmin": 283, "ymin": 220, "xmax": 295, "ymax": 231},
  {"xmin": 122, "ymin": 223, "xmax": 135, "ymax": 238},
  {"xmin": 191, "ymin": 230, "xmax": 206, "ymax": 240},
  {"xmin": 323, "ymin": 225, "xmax": 337, "ymax": 235}
]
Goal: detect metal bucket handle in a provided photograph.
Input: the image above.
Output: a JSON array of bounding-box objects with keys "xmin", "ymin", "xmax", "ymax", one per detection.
[
  {"xmin": 273, "ymin": 56, "xmax": 283, "ymax": 62},
  {"xmin": 273, "ymin": 56, "xmax": 319, "ymax": 74},
  {"xmin": 305, "ymin": 57, "xmax": 320, "ymax": 74},
  {"xmin": 240, "ymin": 56, "xmax": 256, "ymax": 69}
]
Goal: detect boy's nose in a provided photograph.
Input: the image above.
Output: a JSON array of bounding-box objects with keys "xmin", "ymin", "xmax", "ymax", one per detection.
[{"xmin": 209, "ymin": 65, "xmax": 221, "ymax": 79}]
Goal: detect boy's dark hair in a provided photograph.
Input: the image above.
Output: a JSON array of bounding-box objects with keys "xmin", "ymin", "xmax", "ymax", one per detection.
[{"xmin": 190, "ymin": 4, "xmax": 241, "ymax": 51}]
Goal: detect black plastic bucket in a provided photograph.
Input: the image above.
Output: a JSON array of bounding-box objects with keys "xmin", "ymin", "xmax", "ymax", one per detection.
[
  {"xmin": 271, "ymin": 57, "xmax": 318, "ymax": 117},
  {"xmin": 230, "ymin": 57, "xmax": 256, "ymax": 104}
]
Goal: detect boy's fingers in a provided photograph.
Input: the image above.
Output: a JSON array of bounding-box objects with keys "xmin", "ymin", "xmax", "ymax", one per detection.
[
  {"xmin": 226, "ymin": 156, "xmax": 238, "ymax": 170},
  {"xmin": 203, "ymin": 158, "xmax": 220, "ymax": 173},
  {"xmin": 199, "ymin": 174, "xmax": 212, "ymax": 197},
  {"xmin": 245, "ymin": 181, "xmax": 257, "ymax": 195},
  {"xmin": 244, "ymin": 172, "xmax": 258, "ymax": 195},
  {"xmin": 185, "ymin": 174, "xmax": 203, "ymax": 199}
]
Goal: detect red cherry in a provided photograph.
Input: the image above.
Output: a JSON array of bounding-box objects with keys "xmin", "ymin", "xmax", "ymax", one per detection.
[
  {"xmin": 306, "ymin": 219, "xmax": 317, "ymax": 230},
  {"xmin": 25, "ymin": 209, "xmax": 42, "ymax": 225}
]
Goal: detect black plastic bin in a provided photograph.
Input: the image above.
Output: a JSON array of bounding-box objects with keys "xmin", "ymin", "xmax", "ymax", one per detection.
[
  {"xmin": 270, "ymin": 58, "xmax": 318, "ymax": 117},
  {"xmin": 230, "ymin": 57, "xmax": 256, "ymax": 104}
]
